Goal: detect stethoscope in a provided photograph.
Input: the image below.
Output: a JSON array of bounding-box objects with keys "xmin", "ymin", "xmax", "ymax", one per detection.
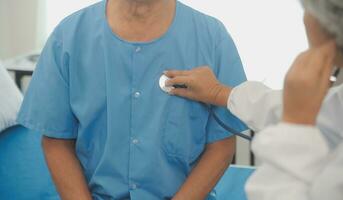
[
  {"xmin": 159, "ymin": 67, "xmax": 341, "ymax": 142},
  {"xmin": 330, "ymin": 67, "xmax": 341, "ymax": 85},
  {"xmin": 159, "ymin": 74, "xmax": 253, "ymax": 141}
]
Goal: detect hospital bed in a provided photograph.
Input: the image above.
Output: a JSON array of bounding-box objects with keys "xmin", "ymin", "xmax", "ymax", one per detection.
[
  {"xmin": 0, "ymin": 126, "xmax": 59, "ymax": 200},
  {"xmin": 0, "ymin": 125, "xmax": 254, "ymax": 200}
]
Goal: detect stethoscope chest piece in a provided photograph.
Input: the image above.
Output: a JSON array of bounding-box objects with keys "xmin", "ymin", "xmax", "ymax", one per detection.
[{"xmin": 159, "ymin": 74, "xmax": 173, "ymax": 93}]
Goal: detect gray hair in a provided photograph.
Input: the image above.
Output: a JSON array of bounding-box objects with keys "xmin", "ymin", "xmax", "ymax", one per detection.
[{"xmin": 301, "ymin": 0, "xmax": 343, "ymax": 48}]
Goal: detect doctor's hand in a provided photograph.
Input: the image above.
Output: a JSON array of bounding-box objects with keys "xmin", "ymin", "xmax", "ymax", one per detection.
[
  {"xmin": 164, "ymin": 66, "xmax": 231, "ymax": 107},
  {"xmin": 283, "ymin": 41, "xmax": 337, "ymax": 125}
]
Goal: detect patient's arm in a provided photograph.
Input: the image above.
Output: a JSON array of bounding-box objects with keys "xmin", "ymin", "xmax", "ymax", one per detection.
[
  {"xmin": 173, "ymin": 137, "xmax": 236, "ymax": 200},
  {"xmin": 42, "ymin": 136, "xmax": 92, "ymax": 200}
]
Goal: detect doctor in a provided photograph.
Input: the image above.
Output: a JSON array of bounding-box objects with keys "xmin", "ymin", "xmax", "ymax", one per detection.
[{"xmin": 165, "ymin": 0, "xmax": 343, "ymax": 199}]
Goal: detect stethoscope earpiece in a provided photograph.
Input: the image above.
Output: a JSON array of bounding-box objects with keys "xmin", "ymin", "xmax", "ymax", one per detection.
[{"xmin": 330, "ymin": 67, "xmax": 341, "ymax": 85}]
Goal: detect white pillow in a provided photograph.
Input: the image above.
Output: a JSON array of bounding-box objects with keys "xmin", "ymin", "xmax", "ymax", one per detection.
[{"xmin": 0, "ymin": 62, "xmax": 23, "ymax": 132}]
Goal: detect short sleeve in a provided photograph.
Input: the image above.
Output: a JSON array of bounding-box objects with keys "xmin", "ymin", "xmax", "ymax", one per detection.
[
  {"xmin": 206, "ymin": 21, "xmax": 248, "ymax": 143},
  {"xmin": 17, "ymin": 31, "xmax": 78, "ymax": 139}
]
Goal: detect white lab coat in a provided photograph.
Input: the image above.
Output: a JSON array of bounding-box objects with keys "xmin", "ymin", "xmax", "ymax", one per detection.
[{"xmin": 227, "ymin": 81, "xmax": 343, "ymax": 200}]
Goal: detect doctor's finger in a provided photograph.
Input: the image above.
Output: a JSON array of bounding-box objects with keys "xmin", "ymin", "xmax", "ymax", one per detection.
[
  {"xmin": 286, "ymin": 51, "xmax": 311, "ymax": 80},
  {"xmin": 165, "ymin": 76, "xmax": 190, "ymax": 87},
  {"xmin": 310, "ymin": 41, "xmax": 337, "ymax": 73},
  {"xmin": 320, "ymin": 54, "xmax": 336, "ymax": 79},
  {"xmin": 164, "ymin": 70, "xmax": 191, "ymax": 78},
  {"xmin": 319, "ymin": 41, "xmax": 337, "ymax": 73},
  {"xmin": 320, "ymin": 40, "xmax": 337, "ymax": 61},
  {"xmin": 292, "ymin": 51, "xmax": 311, "ymax": 71},
  {"xmin": 169, "ymin": 88, "xmax": 192, "ymax": 99},
  {"xmin": 319, "ymin": 56, "xmax": 335, "ymax": 88}
]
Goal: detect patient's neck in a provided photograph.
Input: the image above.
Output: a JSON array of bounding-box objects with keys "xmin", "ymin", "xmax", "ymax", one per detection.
[{"xmin": 107, "ymin": 0, "xmax": 176, "ymax": 42}]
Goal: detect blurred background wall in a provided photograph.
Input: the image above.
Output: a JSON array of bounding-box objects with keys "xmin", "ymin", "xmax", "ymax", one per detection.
[{"xmin": 0, "ymin": 0, "xmax": 45, "ymax": 59}]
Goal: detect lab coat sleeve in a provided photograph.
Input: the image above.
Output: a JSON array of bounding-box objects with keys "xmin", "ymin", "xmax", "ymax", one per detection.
[
  {"xmin": 310, "ymin": 142, "xmax": 343, "ymax": 200},
  {"xmin": 227, "ymin": 81, "xmax": 283, "ymax": 131},
  {"xmin": 245, "ymin": 123, "xmax": 343, "ymax": 200}
]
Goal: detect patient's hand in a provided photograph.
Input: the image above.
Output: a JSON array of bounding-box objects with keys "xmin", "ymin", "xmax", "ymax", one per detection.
[
  {"xmin": 172, "ymin": 137, "xmax": 236, "ymax": 200},
  {"xmin": 165, "ymin": 66, "xmax": 231, "ymax": 107},
  {"xmin": 42, "ymin": 136, "xmax": 93, "ymax": 200}
]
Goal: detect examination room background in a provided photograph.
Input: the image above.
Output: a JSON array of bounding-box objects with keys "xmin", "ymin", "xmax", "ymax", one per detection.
[{"xmin": 0, "ymin": 0, "xmax": 310, "ymax": 166}]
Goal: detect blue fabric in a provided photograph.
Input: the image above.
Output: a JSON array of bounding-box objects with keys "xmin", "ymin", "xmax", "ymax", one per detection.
[
  {"xmin": 18, "ymin": 1, "xmax": 247, "ymax": 199},
  {"xmin": 0, "ymin": 126, "xmax": 59, "ymax": 200},
  {"xmin": 215, "ymin": 166, "xmax": 255, "ymax": 200}
]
